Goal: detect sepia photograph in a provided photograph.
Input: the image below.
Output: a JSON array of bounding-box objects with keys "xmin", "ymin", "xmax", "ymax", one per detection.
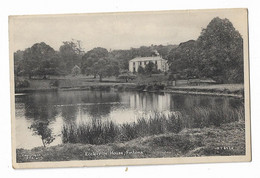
[{"xmin": 9, "ymin": 8, "xmax": 250, "ymax": 168}]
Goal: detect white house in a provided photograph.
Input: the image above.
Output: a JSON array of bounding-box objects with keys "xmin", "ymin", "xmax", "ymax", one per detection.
[{"xmin": 129, "ymin": 56, "xmax": 169, "ymax": 73}]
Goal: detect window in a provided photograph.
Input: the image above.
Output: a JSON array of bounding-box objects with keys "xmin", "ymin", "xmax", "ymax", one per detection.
[
  {"xmin": 133, "ymin": 62, "xmax": 135, "ymax": 66},
  {"xmin": 155, "ymin": 61, "xmax": 157, "ymax": 65},
  {"xmin": 139, "ymin": 62, "xmax": 142, "ymax": 65}
]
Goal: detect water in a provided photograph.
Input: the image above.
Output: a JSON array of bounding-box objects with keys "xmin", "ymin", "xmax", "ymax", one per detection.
[{"xmin": 15, "ymin": 90, "xmax": 243, "ymax": 149}]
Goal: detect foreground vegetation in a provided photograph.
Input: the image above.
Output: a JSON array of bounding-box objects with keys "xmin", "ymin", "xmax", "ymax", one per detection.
[
  {"xmin": 61, "ymin": 113, "xmax": 183, "ymax": 145},
  {"xmin": 16, "ymin": 121, "xmax": 245, "ymax": 162},
  {"xmin": 16, "ymin": 105, "xmax": 245, "ymax": 162},
  {"xmin": 61, "ymin": 105, "xmax": 244, "ymax": 145}
]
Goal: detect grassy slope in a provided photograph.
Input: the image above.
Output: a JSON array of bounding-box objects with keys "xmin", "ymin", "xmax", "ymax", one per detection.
[
  {"xmin": 172, "ymin": 84, "xmax": 244, "ymax": 91},
  {"xmin": 16, "ymin": 121, "xmax": 245, "ymax": 162}
]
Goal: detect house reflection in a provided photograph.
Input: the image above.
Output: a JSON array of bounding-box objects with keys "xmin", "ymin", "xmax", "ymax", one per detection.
[{"xmin": 130, "ymin": 93, "xmax": 171, "ymax": 112}]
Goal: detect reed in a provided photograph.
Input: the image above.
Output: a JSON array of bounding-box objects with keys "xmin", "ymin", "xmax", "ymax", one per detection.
[{"xmin": 62, "ymin": 105, "xmax": 244, "ymax": 145}]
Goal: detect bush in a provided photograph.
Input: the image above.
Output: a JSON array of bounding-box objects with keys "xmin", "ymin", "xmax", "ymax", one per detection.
[
  {"xmin": 168, "ymin": 74, "xmax": 175, "ymax": 81},
  {"xmin": 146, "ymin": 85, "xmax": 154, "ymax": 91},
  {"xmin": 153, "ymin": 84, "xmax": 165, "ymax": 90},
  {"xmin": 116, "ymin": 85, "xmax": 124, "ymax": 91},
  {"xmin": 135, "ymin": 85, "xmax": 146, "ymax": 91},
  {"xmin": 49, "ymin": 80, "xmax": 59, "ymax": 87}
]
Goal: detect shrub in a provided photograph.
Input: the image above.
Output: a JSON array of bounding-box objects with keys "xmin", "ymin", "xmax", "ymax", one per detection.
[
  {"xmin": 153, "ymin": 84, "xmax": 165, "ymax": 90},
  {"xmin": 135, "ymin": 85, "xmax": 146, "ymax": 91},
  {"xmin": 146, "ymin": 85, "xmax": 154, "ymax": 91},
  {"xmin": 49, "ymin": 80, "xmax": 59, "ymax": 87}
]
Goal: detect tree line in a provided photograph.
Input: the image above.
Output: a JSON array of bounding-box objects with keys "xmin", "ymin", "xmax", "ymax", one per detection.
[
  {"xmin": 14, "ymin": 40, "xmax": 175, "ymax": 81},
  {"xmin": 14, "ymin": 17, "xmax": 244, "ymax": 83}
]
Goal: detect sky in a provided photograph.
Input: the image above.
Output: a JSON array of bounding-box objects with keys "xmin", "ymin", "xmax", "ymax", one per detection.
[{"xmin": 10, "ymin": 9, "xmax": 247, "ymax": 53}]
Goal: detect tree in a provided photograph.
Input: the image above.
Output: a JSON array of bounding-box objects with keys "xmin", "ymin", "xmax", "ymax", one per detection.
[
  {"xmin": 29, "ymin": 121, "xmax": 55, "ymax": 147},
  {"xmin": 59, "ymin": 40, "xmax": 84, "ymax": 74},
  {"xmin": 166, "ymin": 17, "xmax": 243, "ymax": 83},
  {"xmin": 145, "ymin": 61, "xmax": 156, "ymax": 77},
  {"xmin": 155, "ymin": 44, "xmax": 177, "ymax": 59},
  {"xmin": 137, "ymin": 65, "xmax": 145, "ymax": 75},
  {"xmin": 21, "ymin": 42, "xmax": 59, "ymax": 79},
  {"xmin": 82, "ymin": 47, "xmax": 120, "ymax": 81},
  {"xmin": 196, "ymin": 17, "xmax": 243, "ymax": 83},
  {"xmin": 105, "ymin": 58, "xmax": 120, "ymax": 77},
  {"xmin": 118, "ymin": 70, "xmax": 136, "ymax": 82},
  {"xmin": 81, "ymin": 47, "xmax": 109, "ymax": 77},
  {"xmin": 71, "ymin": 65, "xmax": 81, "ymax": 76},
  {"xmin": 167, "ymin": 40, "xmax": 198, "ymax": 78},
  {"xmin": 109, "ymin": 50, "xmax": 134, "ymax": 70},
  {"xmin": 93, "ymin": 59, "xmax": 107, "ymax": 81},
  {"xmin": 14, "ymin": 50, "xmax": 24, "ymax": 76}
]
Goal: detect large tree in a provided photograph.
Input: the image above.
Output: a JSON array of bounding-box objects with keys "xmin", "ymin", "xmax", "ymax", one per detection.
[
  {"xmin": 81, "ymin": 47, "xmax": 120, "ymax": 81},
  {"xmin": 21, "ymin": 42, "xmax": 59, "ymax": 79},
  {"xmin": 196, "ymin": 17, "xmax": 244, "ymax": 83},
  {"xmin": 167, "ymin": 40, "xmax": 198, "ymax": 78},
  {"xmin": 81, "ymin": 47, "xmax": 109, "ymax": 77},
  {"xmin": 59, "ymin": 40, "xmax": 84, "ymax": 74}
]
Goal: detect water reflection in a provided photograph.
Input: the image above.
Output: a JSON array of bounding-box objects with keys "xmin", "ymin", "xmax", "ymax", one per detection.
[
  {"xmin": 15, "ymin": 90, "xmax": 244, "ymax": 149},
  {"xmin": 130, "ymin": 93, "xmax": 171, "ymax": 111}
]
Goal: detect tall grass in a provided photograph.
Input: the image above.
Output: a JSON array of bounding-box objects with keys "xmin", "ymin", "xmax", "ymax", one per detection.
[
  {"xmin": 182, "ymin": 105, "xmax": 245, "ymax": 128},
  {"xmin": 62, "ymin": 112, "xmax": 183, "ymax": 144},
  {"xmin": 62, "ymin": 120, "xmax": 119, "ymax": 145},
  {"xmin": 62, "ymin": 105, "xmax": 244, "ymax": 145}
]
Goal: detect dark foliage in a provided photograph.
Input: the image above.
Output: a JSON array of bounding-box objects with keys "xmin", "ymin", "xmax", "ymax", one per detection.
[{"xmin": 167, "ymin": 17, "xmax": 244, "ymax": 83}]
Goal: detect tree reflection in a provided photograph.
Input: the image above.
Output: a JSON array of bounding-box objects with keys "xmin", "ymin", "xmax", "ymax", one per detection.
[
  {"xmin": 22, "ymin": 94, "xmax": 58, "ymax": 122},
  {"xmin": 61, "ymin": 105, "xmax": 78, "ymax": 124},
  {"xmin": 84, "ymin": 104, "xmax": 112, "ymax": 119},
  {"xmin": 81, "ymin": 91, "xmax": 120, "ymax": 119},
  {"xmin": 18, "ymin": 93, "xmax": 58, "ymax": 147}
]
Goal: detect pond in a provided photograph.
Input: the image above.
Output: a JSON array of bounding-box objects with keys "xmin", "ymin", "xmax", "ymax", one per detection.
[{"xmin": 15, "ymin": 90, "xmax": 244, "ymax": 149}]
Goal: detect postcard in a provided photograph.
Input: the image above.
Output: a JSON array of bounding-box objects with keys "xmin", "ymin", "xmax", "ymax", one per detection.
[{"xmin": 9, "ymin": 8, "xmax": 251, "ymax": 168}]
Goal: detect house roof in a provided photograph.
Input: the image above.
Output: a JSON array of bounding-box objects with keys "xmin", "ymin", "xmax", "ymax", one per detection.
[{"xmin": 129, "ymin": 56, "xmax": 166, "ymax": 62}]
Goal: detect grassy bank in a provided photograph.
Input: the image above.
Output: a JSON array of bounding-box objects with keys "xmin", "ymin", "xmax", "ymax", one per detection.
[
  {"xmin": 16, "ymin": 121, "xmax": 245, "ymax": 162},
  {"xmin": 166, "ymin": 84, "xmax": 244, "ymax": 97}
]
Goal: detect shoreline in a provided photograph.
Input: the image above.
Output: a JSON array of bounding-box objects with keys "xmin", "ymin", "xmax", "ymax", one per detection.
[
  {"xmin": 162, "ymin": 89, "xmax": 243, "ymax": 98},
  {"xmin": 15, "ymin": 83, "xmax": 244, "ymax": 98}
]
